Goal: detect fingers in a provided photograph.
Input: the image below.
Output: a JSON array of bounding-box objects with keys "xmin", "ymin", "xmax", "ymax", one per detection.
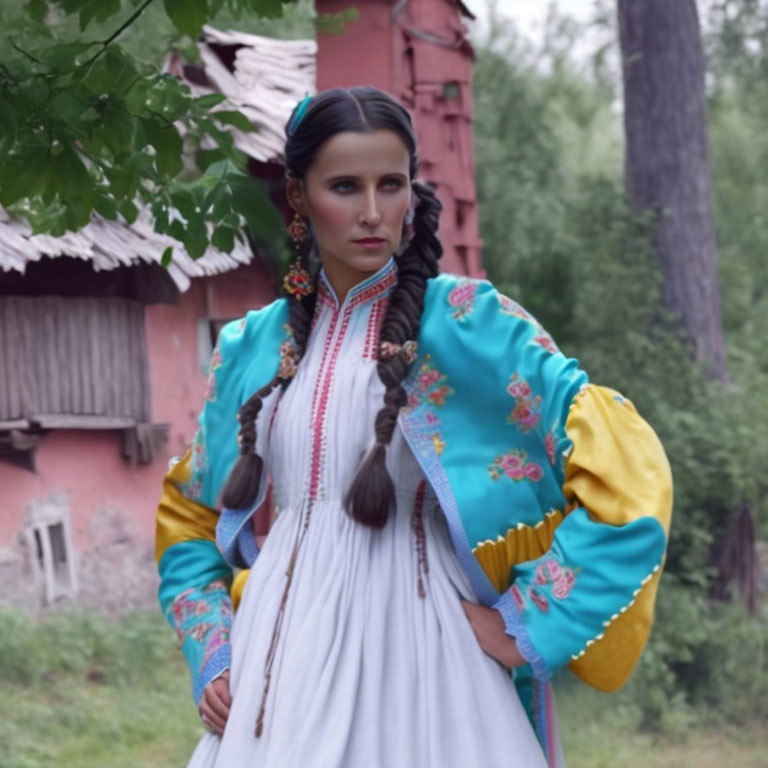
[
  {"xmin": 206, "ymin": 684, "xmax": 231, "ymax": 721},
  {"xmin": 199, "ymin": 673, "xmax": 232, "ymax": 736},
  {"xmin": 214, "ymin": 673, "xmax": 232, "ymax": 708},
  {"xmin": 199, "ymin": 702, "xmax": 226, "ymax": 735}
]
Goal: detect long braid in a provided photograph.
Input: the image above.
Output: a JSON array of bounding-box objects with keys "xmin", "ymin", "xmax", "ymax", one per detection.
[
  {"xmin": 220, "ymin": 236, "xmax": 318, "ymax": 511},
  {"xmin": 344, "ymin": 180, "xmax": 443, "ymax": 527}
]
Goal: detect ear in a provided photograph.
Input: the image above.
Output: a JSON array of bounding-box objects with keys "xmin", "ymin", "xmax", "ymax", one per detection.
[{"xmin": 285, "ymin": 177, "xmax": 308, "ymax": 217}]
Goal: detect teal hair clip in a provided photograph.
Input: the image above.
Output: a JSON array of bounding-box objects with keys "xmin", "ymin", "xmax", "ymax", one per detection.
[{"xmin": 288, "ymin": 92, "xmax": 313, "ymax": 137}]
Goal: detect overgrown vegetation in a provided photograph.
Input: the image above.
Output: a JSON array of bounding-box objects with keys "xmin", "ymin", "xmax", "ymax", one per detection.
[{"xmin": 473, "ymin": 4, "xmax": 768, "ymax": 734}]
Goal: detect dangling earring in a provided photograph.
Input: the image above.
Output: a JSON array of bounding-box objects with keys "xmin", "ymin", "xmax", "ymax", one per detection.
[{"xmin": 284, "ymin": 212, "xmax": 314, "ymax": 299}]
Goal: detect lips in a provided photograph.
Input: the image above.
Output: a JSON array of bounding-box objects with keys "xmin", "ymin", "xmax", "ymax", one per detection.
[{"xmin": 353, "ymin": 237, "xmax": 386, "ymax": 245}]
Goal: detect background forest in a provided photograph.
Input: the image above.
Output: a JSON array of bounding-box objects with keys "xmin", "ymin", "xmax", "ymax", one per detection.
[{"xmin": 0, "ymin": 1, "xmax": 766, "ymax": 766}]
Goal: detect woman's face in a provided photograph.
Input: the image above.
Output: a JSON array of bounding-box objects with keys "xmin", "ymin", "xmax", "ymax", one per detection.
[{"xmin": 287, "ymin": 129, "xmax": 412, "ymax": 291}]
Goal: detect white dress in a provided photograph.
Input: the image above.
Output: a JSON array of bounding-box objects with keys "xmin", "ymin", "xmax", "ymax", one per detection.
[{"xmin": 186, "ymin": 260, "xmax": 548, "ymax": 768}]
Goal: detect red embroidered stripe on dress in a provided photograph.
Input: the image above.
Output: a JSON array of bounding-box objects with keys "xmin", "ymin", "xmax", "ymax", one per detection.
[{"xmin": 363, "ymin": 297, "xmax": 387, "ymax": 359}]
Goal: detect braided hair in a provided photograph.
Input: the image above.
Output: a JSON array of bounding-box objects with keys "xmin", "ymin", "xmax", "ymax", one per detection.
[{"xmin": 221, "ymin": 87, "xmax": 443, "ymax": 529}]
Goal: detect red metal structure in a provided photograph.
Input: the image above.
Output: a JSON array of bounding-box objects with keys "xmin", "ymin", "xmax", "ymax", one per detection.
[{"xmin": 317, "ymin": 0, "xmax": 484, "ymax": 277}]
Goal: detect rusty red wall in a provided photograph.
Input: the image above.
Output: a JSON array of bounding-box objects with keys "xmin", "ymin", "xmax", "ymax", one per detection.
[
  {"xmin": 0, "ymin": 261, "xmax": 277, "ymax": 565},
  {"xmin": 316, "ymin": 0, "xmax": 484, "ymax": 277}
]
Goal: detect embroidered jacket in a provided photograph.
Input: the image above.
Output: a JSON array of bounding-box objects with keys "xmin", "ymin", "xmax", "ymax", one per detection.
[{"xmin": 155, "ymin": 265, "xmax": 672, "ymax": 763}]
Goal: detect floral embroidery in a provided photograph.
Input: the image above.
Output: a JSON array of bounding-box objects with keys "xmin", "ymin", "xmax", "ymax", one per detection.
[
  {"xmin": 408, "ymin": 355, "xmax": 455, "ymax": 410},
  {"xmin": 448, "ymin": 280, "xmax": 478, "ymax": 321},
  {"xmin": 498, "ymin": 294, "xmax": 559, "ymax": 354},
  {"xmin": 204, "ymin": 348, "xmax": 223, "ymax": 402},
  {"xmin": 278, "ymin": 323, "xmax": 300, "ymax": 380},
  {"xmin": 403, "ymin": 354, "xmax": 453, "ymax": 457},
  {"xmin": 505, "ymin": 373, "xmax": 542, "ymax": 432},
  {"xmin": 488, "ymin": 449, "xmax": 543, "ymax": 482},
  {"xmin": 509, "ymin": 558, "xmax": 579, "ymax": 614},
  {"xmin": 170, "ymin": 579, "xmax": 230, "ymax": 641},
  {"xmin": 532, "ymin": 332, "xmax": 559, "ymax": 354},
  {"xmin": 545, "ymin": 430, "xmax": 557, "ymax": 466},
  {"xmin": 179, "ymin": 426, "xmax": 205, "ymax": 501},
  {"xmin": 498, "ymin": 294, "xmax": 536, "ymax": 322}
]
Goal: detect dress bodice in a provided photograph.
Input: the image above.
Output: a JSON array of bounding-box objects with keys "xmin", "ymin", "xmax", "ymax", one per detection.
[{"xmin": 268, "ymin": 256, "xmax": 433, "ymax": 512}]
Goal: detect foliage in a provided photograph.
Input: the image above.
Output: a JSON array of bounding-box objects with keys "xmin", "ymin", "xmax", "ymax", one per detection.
[
  {"xmin": 0, "ymin": 607, "xmax": 764, "ymax": 767},
  {"xmin": 0, "ymin": 0, "xmax": 345, "ymax": 262},
  {"xmin": 472, "ymin": 5, "xmax": 768, "ymax": 731}
]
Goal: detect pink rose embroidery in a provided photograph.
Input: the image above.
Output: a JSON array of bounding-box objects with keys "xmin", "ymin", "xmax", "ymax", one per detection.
[
  {"xmin": 545, "ymin": 431, "xmax": 556, "ymax": 465},
  {"xmin": 488, "ymin": 450, "xmax": 543, "ymax": 483},
  {"xmin": 505, "ymin": 373, "xmax": 541, "ymax": 432},
  {"xmin": 448, "ymin": 280, "xmax": 478, "ymax": 321}
]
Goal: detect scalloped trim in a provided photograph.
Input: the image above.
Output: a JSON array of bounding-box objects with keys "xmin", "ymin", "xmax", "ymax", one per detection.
[
  {"xmin": 569, "ymin": 560, "xmax": 663, "ymax": 661},
  {"xmin": 474, "ymin": 508, "xmax": 563, "ymax": 549}
]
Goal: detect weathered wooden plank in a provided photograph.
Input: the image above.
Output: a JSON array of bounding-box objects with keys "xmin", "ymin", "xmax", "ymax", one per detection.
[
  {"xmin": 0, "ymin": 298, "xmax": 9, "ymax": 419},
  {"xmin": 32, "ymin": 414, "xmax": 136, "ymax": 429},
  {"xmin": 4, "ymin": 299, "xmax": 22, "ymax": 419},
  {"xmin": 43, "ymin": 297, "xmax": 61, "ymax": 414},
  {"xmin": 89, "ymin": 297, "xmax": 104, "ymax": 415},
  {"xmin": 54, "ymin": 297, "xmax": 72, "ymax": 413}
]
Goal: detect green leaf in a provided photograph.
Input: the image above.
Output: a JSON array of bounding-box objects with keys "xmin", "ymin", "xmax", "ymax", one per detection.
[
  {"xmin": 119, "ymin": 198, "xmax": 139, "ymax": 223},
  {"xmin": 0, "ymin": 149, "xmax": 50, "ymax": 207},
  {"xmin": 211, "ymin": 109, "xmax": 254, "ymax": 132},
  {"xmin": 195, "ymin": 148, "xmax": 227, "ymax": 171},
  {"xmin": 228, "ymin": 174, "xmax": 283, "ymax": 237},
  {"xmin": 211, "ymin": 225, "xmax": 235, "ymax": 253},
  {"xmin": 163, "ymin": 0, "xmax": 208, "ymax": 37},
  {"xmin": 183, "ymin": 218, "xmax": 209, "ymax": 259},
  {"xmin": 193, "ymin": 93, "xmax": 227, "ymax": 110},
  {"xmin": 144, "ymin": 118, "xmax": 183, "ymax": 178},
  {"xmin": 170, "ymin": 189, "xmax": 196, "ymax": 219},
  {"xmin": 93, "ymin": 192, "xmax": 118, "ymax": 220},
  {"xmin": 24, "ymin": 0, "xmax": 48, "ymax": 22},
  {"xmin": 103, "ymin": 97, "xmax": 135, "ymax": 155},
  {"xmin": 0, "ymin": 98, "xmax": 18, "ymax": 156},
  {"xmin": 40, "ymin": 42, "xmax": 96, "ymax": 72},
  {"xmin": 160, "ymin": 245, "xmax": 173, "ymax": 267},
  {"xmin": 76, "ymin": 0, "xmax": 119, "ymax": 30},
  {"xmin": 242, "ymin": 0, "xmax": 284, "ymax": 19},
  {"xmin": 54, "ymin": 144, "xmax": 94, "ymax": 205}
]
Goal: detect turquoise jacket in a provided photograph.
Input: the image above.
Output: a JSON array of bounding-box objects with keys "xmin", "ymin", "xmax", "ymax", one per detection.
[{"xmin": 156, "ymin": 267, "xmax": 672, "ymax": 766}]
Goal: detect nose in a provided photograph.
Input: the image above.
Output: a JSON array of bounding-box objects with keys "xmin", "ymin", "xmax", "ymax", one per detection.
[{"xmin": 358, "ymin": 186, "xmax": 382, "ymax": 229}]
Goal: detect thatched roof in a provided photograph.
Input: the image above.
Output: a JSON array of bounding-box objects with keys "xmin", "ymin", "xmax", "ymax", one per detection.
[{"xmin": 0, "ymin": 28, "xmax": 317, "ymax": 291}]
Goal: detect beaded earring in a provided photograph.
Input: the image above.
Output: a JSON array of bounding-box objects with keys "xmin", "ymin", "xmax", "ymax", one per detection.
[{"xmin": 283, "ymin": 212, "xmax": 314, "ymax": 299}]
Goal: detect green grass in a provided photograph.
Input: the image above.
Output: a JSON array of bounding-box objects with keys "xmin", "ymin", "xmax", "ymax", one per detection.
[{"xmin": 1, "ymin": 608, "xmax": 766, "ymax": 768}]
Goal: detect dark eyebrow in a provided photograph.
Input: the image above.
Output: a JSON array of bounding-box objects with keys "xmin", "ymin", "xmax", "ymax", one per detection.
[{"xmin": 325, "ymin": 172, "xmax": 409, "ymax": 183}]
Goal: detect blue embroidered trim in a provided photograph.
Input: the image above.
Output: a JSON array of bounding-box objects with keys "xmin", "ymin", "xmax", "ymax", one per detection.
[
  {"xmin": 217, "ymin": 478, "xmax": 269, "ymax": 567},
  {"xmin": 492, "ymin": 589, "xmax": 550, "ymax": 680},
  {"xmin": 398, "ymin": 406, "xmax": 499, "ymax": 606},
  {"xmin": 193, "ymin": 643, "xmax": 231, "ymax": 707},
  {"xmin": 236, "ymin": 522, "xmax": 260, "ymax": 567}
]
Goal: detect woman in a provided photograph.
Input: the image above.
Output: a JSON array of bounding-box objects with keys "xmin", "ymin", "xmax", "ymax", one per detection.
[{"xmin": 155, "ymin": 86, "xmax": 673, "ymax": 768}]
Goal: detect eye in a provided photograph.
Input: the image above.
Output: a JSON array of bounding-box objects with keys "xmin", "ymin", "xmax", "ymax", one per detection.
[
  {"xmin": 331, "ymin": 179, "xmax": 356, "ymax": 193},
  {"xmin": 381, "ymin": 177, "xmax": 405, "ymax": 191}
]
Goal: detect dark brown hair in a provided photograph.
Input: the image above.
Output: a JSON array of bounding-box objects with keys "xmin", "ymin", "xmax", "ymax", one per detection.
[{"xmin": 221, "ymin": 86, "xmax": 443, "ymax": 528}]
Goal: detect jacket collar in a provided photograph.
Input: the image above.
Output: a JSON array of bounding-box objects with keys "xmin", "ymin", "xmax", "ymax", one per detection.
[{"xmin": 318, "ymin": 256, "xmax": 397, "ymax": 311}]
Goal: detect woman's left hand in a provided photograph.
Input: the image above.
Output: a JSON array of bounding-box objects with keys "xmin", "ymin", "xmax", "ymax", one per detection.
[{"xmin": 461, "ymin": 599, "xmax": 526, "ymax": 670}]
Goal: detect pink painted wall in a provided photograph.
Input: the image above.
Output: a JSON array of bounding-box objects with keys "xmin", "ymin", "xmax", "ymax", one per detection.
[
  {"xmin": 0, "ymin": 260, "xmax": 277, "ymax": 555},
  {"xmin": 316, "ymin": 0, "xmax": 484, "ymax": 277}
]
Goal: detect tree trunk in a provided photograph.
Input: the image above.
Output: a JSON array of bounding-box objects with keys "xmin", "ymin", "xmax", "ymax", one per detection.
[{"xmin": 618, "ymin": 0, "xmax": 726, "ymax": 381}]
